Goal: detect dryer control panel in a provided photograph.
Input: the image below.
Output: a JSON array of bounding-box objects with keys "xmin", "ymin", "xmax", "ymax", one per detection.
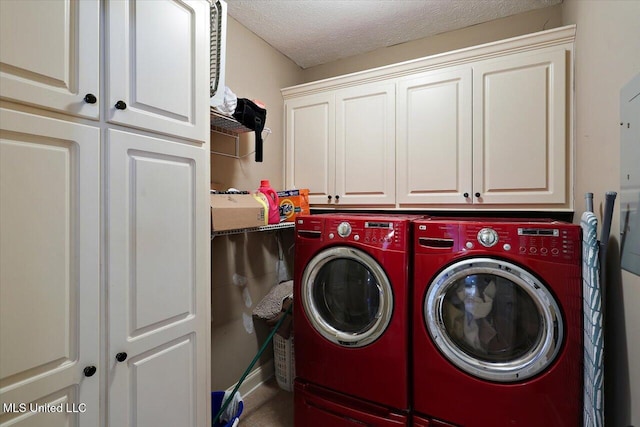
[{"xmin": 459, "ymin": 223, "xmax": 581, "ymax": 263}]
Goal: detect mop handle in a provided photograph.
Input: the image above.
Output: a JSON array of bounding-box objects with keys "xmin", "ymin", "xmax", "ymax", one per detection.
[
  {"xmin": 585, "ymin": 192, "xmax": 594, "ymax": 213},
  {"xmin": 213, "ymin": 304, "xmax": 293, "ymax": 426}
]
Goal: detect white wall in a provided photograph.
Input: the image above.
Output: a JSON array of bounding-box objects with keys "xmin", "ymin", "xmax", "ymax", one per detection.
[
  {"xmin": 210, "ymin": 16, "xmax": 302, "ymax": 192},
  {"xmin": 562, "ymin": 1, "xmax": 640, "ymax": 425},
  {"xmin": 302, "ymin": 5, "xmax": 563, "ymax": 82},
  {"xmin": 210, "ymin": 16, "xmax": 302, "ymax": 391}
]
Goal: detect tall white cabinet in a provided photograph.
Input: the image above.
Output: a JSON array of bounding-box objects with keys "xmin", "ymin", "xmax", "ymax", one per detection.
[
  {"xmin": 0, "ymin": 1, "xmax": 211, "ymax": 426},
  {"xmin": 283, "ymin": 26, "xmax": 575, "ymax": 211},
  {"xmin": 0, "ymin": 110, "xmax": 102, "ymax": 427}
]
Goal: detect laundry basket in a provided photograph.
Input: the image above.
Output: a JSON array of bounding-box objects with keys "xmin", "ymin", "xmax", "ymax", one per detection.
[{"xmin": 273, "ymin": 333, "xmax": 295, "ymax": 392}]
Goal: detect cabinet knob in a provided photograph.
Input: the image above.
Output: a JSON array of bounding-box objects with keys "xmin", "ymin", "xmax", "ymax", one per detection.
[
  {"xmin": 327, "ymin": 195, "xmax": 332, "ymax": 201},
  {"xmin": 84, "ymin": 93, "xmax": 97, "ymax": 104},
  {"xmin": 115, "ymin": 352, "xmax": 128, "ymax": 362},
  {"xmin": 463, "ymin": 192, "xmax": 469, "ymax": 198},
  {"xmin": 83, "ymin": 366, "xmax": 97, "ymax": 377},
  {"xmin": 115, "ymin": 100, "xmax": 127, "ymax": 110},
  {"xmin": 335, "ymin": 195, "xmax": 340, "ymax": 201},
  {"xmin": 475, "ymin": 192, "xmax": 481, "ymax": 198}
]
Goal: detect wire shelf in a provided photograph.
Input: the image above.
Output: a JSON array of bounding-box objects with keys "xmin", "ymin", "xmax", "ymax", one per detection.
[
  {"xmin": 211, "ymin": 222, "xmax": 295, "ymax": 239},
  {"xmin": 210, "ymin": 108, "xmax": 271, "ymax": 159},
  {"xmin": 210, "ymin": 109, "xmax": 251, "ymax": 136}
]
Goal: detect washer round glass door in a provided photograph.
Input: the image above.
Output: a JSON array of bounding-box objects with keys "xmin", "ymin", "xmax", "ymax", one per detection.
[
  {"xmin": 301, "ymin": 246, "xmax": 393, "ymax": 347},
  {"xmin": 424, "ymin": 257, "xmax": 563, "ymax": 382}
]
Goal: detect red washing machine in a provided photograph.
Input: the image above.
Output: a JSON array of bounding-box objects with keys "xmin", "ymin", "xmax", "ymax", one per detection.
[
  {"xmin": 294, "ymin": 214, "xmax": 416, "ymax": 426},
  {"xmin": 412, "ymin": 218, "xmax": 582, "ymax": 426}
]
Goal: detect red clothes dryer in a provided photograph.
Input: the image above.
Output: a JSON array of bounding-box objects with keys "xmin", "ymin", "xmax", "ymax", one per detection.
[
  {"xmin": 294, "ymin": 214, "xmax": 415, "ymax": 426},
  {"xmin": 412, "ymin": 218, "xmax": 582, "ymax": 427}
]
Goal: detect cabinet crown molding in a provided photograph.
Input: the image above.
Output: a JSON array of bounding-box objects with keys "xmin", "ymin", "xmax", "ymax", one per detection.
[{"xmin": 282, "ymin": 25, "xmax": 576, "ymax": 99}]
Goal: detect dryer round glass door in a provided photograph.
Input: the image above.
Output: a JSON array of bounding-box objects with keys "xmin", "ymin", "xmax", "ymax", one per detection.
[
  {"xmin": 301, "ymin": 246, "xmax": 393, "ymax": 347},
  {"xmin": 424, "ymin": 257, "xmax": 563, "ymax": 382}
]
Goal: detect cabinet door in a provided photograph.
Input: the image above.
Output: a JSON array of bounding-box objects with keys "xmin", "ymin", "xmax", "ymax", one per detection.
[
  {"xmin": 473, "ymin": 48, "xmax": 567, "ymax": 205},
  {"xmin": 0, "ymin": 109, "xmax": 100, "ymax": 426},
  {"xmin": 285, "ymin": 93, "xmax": 336, "ymax": 205},
  {"xmin": 397, "ymin": 68, "xmax": 472, "ymax": 205},
  {"xmin": 107, "ymin": 0, "xmax": 210, "ymax": 142},
  {"xmin": 335, "ymin": 82, "xmax": 396, "ymax": 205},
  {"xmin": 0, "ymin": 0, "xmax": 99, "ymax": 119},
  {"xmin": 106, "ymin": 129, "xmax": 210, "ymax": 427}
]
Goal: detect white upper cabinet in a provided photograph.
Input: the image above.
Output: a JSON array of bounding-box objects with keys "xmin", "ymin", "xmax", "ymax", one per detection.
[
  {"xmin": 396, "ymin": 67, "xmax": 473, "ymax": 205},
  {"xmin": 0, "ymin": 0, "xmax": 100, "ymax": 119},
  {"xmin": 335, "ymin": 82, "xmax": 396, "ymax": 205},
  {"xmin": 283, "ymin": 25, "xmax": 575, "ymax": 211},
  {"xmin": 398, "ymin": 47, "xmax": 568, "ymax": 207},
  {"xmin": 285, "ymin": 81, "xmax": 396, "ymax": 206},
  {"xmin": 285, "ymin": 92, "xmax": 335, "ymax": 204},
  {"xmin": 472, "ymin": 48, "xmax": 567, "ymax": 205},
  {"xmin": 285, "ymin": 82, "xmax": 395, "ymax": 206},
  {"xmin": 0, "ymin": 0, "xmax": 209, "ymax": 141},
  {"xmin": 107, "ymin": 0, "xmax": 210, "ymax": 141}
]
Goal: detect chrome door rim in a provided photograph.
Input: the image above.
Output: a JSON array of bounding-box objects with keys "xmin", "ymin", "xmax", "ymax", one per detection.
[
  {"xmin": 425, "ymin": 257, "xmax": 563, "ymax": 382},
  {"xmin": 301, "ymin": 246, "xmax": 393, "ymax": 347}
]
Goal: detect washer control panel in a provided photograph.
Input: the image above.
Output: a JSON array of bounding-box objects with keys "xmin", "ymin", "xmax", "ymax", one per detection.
[
  {"xmin": 323, "ymin": 218, "xmax": 408, "ymax": 250},
  {"xmin": 459, "ymin": 223, "xmax": 580, "ymax": 263}
]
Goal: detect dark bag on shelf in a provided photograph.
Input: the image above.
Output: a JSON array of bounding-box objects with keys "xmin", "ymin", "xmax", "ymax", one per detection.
[{"xmin": 233, "ymin": 98, "xmax": 267, "ymax": 162}]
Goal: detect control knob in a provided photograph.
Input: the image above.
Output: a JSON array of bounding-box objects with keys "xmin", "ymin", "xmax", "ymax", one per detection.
[
  {"xmin": 477, "ymin": 228, "xmax": 498, "ymax": 247},
  {"xmin": 337, "ymin": 221, "xmax": 352, "ymax": 238}
]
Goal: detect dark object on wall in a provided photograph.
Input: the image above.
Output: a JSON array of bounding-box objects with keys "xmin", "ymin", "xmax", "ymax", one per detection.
[{"xmin": 233, "ymin": 98, "xmax": 267, "ymax": 162}]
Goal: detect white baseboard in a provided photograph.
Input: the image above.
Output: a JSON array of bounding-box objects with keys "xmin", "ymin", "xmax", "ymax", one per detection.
[{"xmin": 226, "ymin": 360, "xmax": 274, "ymax": 398}]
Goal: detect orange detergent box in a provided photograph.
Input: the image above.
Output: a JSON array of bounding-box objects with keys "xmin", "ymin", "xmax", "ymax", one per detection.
[{"xmin": 277, "ymin": 189, "xmax": 310, "ymax": 222}]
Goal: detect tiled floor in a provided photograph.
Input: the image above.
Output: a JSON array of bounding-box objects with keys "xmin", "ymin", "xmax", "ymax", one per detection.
[{"xmin": 240, "ymin": 378, "xmax": 294, "ymax": 426}]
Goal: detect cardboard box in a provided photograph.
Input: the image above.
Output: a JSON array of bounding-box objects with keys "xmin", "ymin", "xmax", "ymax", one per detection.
[
  {"xmin": 277, "ymin": 189, "xmax": 310, "ymax": 222},
  {"xmin": 210, "ymin": 193, "xmax": 267, "ymax": 231}
]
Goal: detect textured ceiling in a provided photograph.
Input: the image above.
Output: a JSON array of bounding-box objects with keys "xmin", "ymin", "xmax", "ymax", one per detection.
[{"xmin": 226, "ymin": 0, "xmax": 562, "ymax": 68}]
